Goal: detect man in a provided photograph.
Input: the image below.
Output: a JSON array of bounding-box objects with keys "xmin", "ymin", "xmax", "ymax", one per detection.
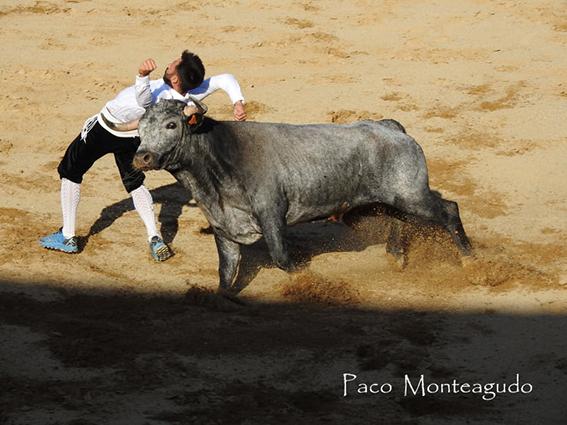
[{"xmin": 40, "ymin": 50, "xmax": 246, "ymax": 261}]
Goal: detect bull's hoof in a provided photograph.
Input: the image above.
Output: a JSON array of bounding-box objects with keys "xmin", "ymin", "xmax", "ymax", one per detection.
[
  {"xmin": 216, "ymin": 287, "xmax": 247, "ymax": 306},
  {"xmin": 279, "ymin": 261, "xmax": 304, "ymax": 274},
  {"xmin": 274, "ymin": 256, "xmax": 298, "ymax": 273},
  {"xmin": 385, "ymin": 244, "xmax": 408, "ymax": 270},
  {"xmin": 457, "ymin": 243, "xmax": 473, "ymax": 258}
]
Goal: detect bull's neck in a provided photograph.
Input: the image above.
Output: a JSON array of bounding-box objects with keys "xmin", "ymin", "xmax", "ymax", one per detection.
[
  {"xmin": 169, "ymin": 167, "xmax": 224, "ymax": 224},
  {"xmin": 167, "ymin": 126, "xmax": 235, "ymax": 217}
]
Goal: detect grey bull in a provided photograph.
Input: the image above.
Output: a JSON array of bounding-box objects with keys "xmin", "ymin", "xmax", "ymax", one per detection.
[{"xmin": 134, "ymin": 99, "xmax": 472, "ymax": 292}]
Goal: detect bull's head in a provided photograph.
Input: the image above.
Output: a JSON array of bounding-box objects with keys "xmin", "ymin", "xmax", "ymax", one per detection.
[{"xmin": 134, "ymin": 98, "xmax": 207, "ymax": 171}]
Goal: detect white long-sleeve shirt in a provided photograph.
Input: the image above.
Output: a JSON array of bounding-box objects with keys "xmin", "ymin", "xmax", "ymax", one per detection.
[{"xmin": 95, "ymin": 73, "xmax": 245, "ymax": 137}]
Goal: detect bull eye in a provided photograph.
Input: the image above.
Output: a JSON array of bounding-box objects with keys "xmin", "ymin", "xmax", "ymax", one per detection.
[{"xmin": 166, "ymin": 122, "xmax": 177, "ymax": 129}]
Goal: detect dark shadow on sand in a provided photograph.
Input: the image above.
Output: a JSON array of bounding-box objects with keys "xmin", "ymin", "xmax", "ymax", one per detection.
[
  {"xmin": 0, "ymin": 278, "xmax": 565, "ymax": 425},
  {"xmin": 84, "ymin": 182, "xmax": 194, "ymax": 247}
]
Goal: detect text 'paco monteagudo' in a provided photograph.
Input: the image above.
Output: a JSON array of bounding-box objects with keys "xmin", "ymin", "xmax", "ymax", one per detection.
[{"xmin": 343, "ymin": 374, "xmax": 533, "ymax": 401}]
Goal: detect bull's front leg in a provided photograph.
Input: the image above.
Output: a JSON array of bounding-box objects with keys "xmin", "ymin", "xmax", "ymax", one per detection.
[{"xmin": 214, "ymin": 233, "xmax": 241, "ymax": 292}]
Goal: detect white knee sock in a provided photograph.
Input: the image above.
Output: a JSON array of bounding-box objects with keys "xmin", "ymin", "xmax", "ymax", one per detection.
[
  {"xmin": 61, "ymin": 178, "xmax": 81, "ymax": 239},
  {"xmin": 130, "ymin": 185, "xmax": 159, "ymax": 241}
]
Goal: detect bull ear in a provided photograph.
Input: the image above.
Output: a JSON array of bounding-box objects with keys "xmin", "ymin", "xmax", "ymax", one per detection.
[
  {"xmin": 187, "ymin": 113, "xmax": 203, "ymax": 127},
  {"xmin": 187, "ymin": 114, "xmax": 198, "ymax": 126},
  {"xmin": 183, "ymin": 98, "xmax": 207, "ymax": 132},
  {"xmin": 183, "ymin": 108, "xmax": 204, "ymax": 131}
]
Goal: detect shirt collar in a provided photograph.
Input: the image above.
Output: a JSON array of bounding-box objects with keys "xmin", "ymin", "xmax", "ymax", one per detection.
[
  {"xmin": 157, "ymin": 79, "xmax": 189, "ymax": 102},
  {"xmin": 168, "ymin": 87, "xmax": 187, "ymax": 102}
]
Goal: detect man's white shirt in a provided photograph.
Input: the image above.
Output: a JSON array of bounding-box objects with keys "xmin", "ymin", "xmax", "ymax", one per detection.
[{"xmin": 95, "ymin": 73, "xmax": 245, "ymax": 138}]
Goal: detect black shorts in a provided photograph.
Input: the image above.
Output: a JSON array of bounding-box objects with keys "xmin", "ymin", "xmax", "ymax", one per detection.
[{"xmin": 57, "ymin": 121, "xmax": 145, "ymax": 193}]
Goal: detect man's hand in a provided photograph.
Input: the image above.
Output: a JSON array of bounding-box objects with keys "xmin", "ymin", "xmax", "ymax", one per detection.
[
  {"xmin": 233, "ymin": 100, "xmax": 247, "ymax": 121},
  {"xmin": 138, "ymin": 59, "xmax": 157, "ymax": 77}
]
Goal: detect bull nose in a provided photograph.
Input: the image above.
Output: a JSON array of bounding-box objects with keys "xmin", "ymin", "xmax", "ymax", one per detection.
[
  {"xmin": 133, "ymin": 150, "xmax": 158, "ymax": 170},
  {"xmin": 141, "ymin": 152, "xmax": 152, "ymax": 164}
]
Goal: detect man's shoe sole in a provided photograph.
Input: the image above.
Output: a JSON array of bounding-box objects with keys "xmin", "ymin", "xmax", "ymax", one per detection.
[
  {"xmin": 41, "ymin": 245, "xmax": 79, "ymax": 254},
  {"xmin": 151, "ymin": 246, "xmax": 174, "ymax": 262}
]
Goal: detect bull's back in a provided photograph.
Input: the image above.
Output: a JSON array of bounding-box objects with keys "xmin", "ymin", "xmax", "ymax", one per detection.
[{"xmin": 216, "ymin": 120, "xmax": 428, "ymax": 224}]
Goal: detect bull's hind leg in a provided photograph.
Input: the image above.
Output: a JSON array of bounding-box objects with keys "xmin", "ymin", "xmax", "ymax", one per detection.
[
  {"xmin": 343, "ymin": 204, "xmax": 411, "ymax": 266},
  {"xmin": 214, "ymin": 233, "xmax": 241, "ymax": 292},
  {"xmin": 439, "ymin": 198, "xmax": 472, "ymax": 256},
  {"xmin": 396, "ymin": 192, "xmax": 472, "ymax": 257},
  {"xmin": 385, "ymin": 220, "xmax": 411, "ymax": 266},
  {"xmin": 256, "ymin": 208, "xmax": 294, "ymax": 271}
]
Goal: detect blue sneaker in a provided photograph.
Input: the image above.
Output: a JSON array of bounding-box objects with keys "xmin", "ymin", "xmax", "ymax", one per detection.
[
  {"xmin": 40, "ymin": 229, "xmax": 79, "ymax": 253},
  {"xmin": 149, "ymin": 236, "xmax": 173, "ymax": 262}
]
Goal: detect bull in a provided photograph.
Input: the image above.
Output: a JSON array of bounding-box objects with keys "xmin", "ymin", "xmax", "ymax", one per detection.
[{"xmin": 134, "ymin": 99, "xmax": 472, "ymax": 292}]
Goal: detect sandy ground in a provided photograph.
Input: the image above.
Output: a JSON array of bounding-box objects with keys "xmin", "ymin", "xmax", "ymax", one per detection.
[{"xmin": 0, "ymin": 0, "xmax": 566, "ymax": 424}]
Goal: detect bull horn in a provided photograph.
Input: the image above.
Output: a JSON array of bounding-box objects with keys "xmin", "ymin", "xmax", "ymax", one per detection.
[{"xmin": 186, "ymin": 95, "xmax": 208, "ymax": 114}]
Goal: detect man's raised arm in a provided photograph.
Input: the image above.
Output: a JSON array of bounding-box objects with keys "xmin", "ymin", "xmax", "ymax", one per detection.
[
  {"xmin": 135, "ymin": 58, "xmax": 157, "ymax": 108},
  {"xmin": 190, "ymin": 73, "xmax": 247, "ymax": 121}
]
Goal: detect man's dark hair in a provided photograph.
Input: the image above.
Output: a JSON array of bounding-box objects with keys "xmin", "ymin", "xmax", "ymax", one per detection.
[{"xmin": 177, "ymin": 50, "xmax": 205, "ymax": 92}]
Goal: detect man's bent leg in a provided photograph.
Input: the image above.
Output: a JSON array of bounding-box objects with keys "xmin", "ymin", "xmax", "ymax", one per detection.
[
  {"xmin": 130, "ymin": 186, "xmax": 174, "ymax": 261},
  {"xmin": 130, "ymin": 185, "xmax": 158, "ymax": 241},
  {"xmin": 115, "ymin": 140, "xmax": 173, "ymax": 261}
]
